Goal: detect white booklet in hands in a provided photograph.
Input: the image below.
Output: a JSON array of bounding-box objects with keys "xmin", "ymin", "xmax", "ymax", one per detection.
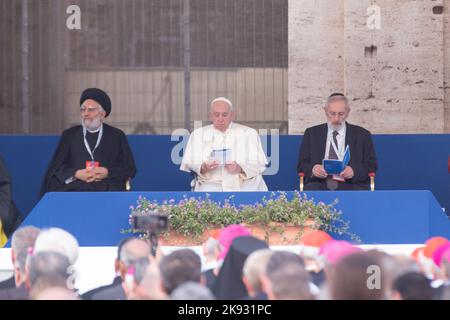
[{"xmin": 210, "ymin": 148, "xmax": 232, "ymax": 165}]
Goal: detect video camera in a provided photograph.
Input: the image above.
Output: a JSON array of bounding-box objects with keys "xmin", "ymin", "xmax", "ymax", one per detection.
[
  {"xmin": 132, "ymin": 214, "xmax": 168, "ymax": 234},
  {"xmin": 132, "ymin": 213, "xmax": 168, "ymax": 257}
]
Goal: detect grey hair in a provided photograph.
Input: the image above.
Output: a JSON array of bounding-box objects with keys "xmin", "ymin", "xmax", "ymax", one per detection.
[
  {"xmin": 210, "ymin": 97, "xmax": 233, "ymax": 111},
  {"xmin": 266, "ymin": 251, "xmax": 305, "ymax": 279},
  {"xmin": 33, "ymin": 228, "xmax": 79, "ymax": 265},
  {"xmin": 269, "ymin": 262, "xmax": 313, "ymax": 300},
  {"xmin": 11, "ymin": 226, "xmax": 40, "ymax": 271},
  {"xmin": 203, "ymin": 237, "xmax": 220, "ymax": 259},
  {"xmin": 170, "ymin": 281, "xmax": 216, "ymax": 300},
  {"xmin": 132, "ymin": 257, "xmax": 151, "ymax": 285},
  {"xmin": 325, "ymin": 94, "xmax": 350, "ymax": 110},
  {"xmin": 243, "ymin": 249, "xmax": 274, "ymax": 293},
  {"xmin": 119, "ymin": 238, "xmax": 151, "ymax": 266},
  {"xmin": 28, "ymin": 251, "xmax": 71, "ymax": 288}
]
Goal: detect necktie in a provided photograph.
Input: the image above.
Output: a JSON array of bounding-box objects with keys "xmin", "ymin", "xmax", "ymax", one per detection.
[
  {"xmin": 328, "ymin": 131, "xmax": 339, "ymax": 159},
  {"xmin": 326, "ymin": 131, "xmax": 339, "ymax": 190}
]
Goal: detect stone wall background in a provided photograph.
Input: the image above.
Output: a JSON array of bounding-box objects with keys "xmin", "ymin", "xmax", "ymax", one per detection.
[{"xmin": 289, "ymin": 0, "xmax": 450, "ymax": 134}]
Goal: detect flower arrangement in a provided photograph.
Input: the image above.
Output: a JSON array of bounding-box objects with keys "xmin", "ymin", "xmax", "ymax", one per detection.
[{"xmin": 122, "ymin": 192, "xmax": 360, "ymax": 244}]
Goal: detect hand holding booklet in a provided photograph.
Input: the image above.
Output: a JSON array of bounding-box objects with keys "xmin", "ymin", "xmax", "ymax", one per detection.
[
  {"xmin": 322, "ymin": 145, "xmax": 350, "ymax": 175},
  {"xmin": 210, "ymin": 148, "xmax": 232, "ymax": 165}
]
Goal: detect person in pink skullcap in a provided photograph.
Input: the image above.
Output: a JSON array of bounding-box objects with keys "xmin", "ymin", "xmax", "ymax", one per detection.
[
  {"xmin": 217, "ymin": 224, "xmax": 251, "ymax": 260},
  {"xmin": 418, "ymin": 236, "xmax": 448, "ymax": 280},
  {"xmin": 432, "ymin": 241, "xmax": 450, "ymax": 268},
  {"xmin": 319, "ymin": 240, "xmax": 362, "ymax": 266},
  {"xmin": 433, "ymin": 245, "xmax": 450, "ymax": 285},
  {"xmin": 423, "ymin": 236, "xmax": 448, "ymax": 258},
  {"xmin": 315, "ymin": 240, "xmax": 363, "ymax": 299}
]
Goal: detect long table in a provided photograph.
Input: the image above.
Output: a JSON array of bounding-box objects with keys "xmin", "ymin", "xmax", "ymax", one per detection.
[{"xmin": 19, "ymin": 190, "xmax": 450, "ymax": 246}]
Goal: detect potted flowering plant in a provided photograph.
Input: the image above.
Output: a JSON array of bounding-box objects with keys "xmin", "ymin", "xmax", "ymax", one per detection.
[{"xmin": 122, "ymin": 192, "xmax": 360, "ymax": 245}]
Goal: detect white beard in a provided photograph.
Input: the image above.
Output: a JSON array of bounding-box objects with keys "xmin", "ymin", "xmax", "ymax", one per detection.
[
  {"xmin": 82, "ymin": 117, "xmax": 102, "ymax": 132},
  {"xmin": 329, "ymin": 123, "xmax": 344, "ymax": 131}
]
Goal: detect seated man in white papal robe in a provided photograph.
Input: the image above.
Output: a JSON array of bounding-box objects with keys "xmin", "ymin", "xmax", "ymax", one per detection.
[{"xmin": 180, "ymin": 97, "xmax": 268, "ymax": 191}]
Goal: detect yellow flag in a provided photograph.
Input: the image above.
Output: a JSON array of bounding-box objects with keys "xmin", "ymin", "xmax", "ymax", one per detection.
[{"xmin": 0, "ymin": 220, "xmax": 8, "ymax": 248}]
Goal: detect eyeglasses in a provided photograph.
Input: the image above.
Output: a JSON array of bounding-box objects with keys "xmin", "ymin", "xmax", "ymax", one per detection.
[
  {"xmin": 80, "ymin": 105, "xmax": 100, "ymax": 113},
  {"xmin": 327, "ymin": 111, "xmax": 347, "ymax": 117}
]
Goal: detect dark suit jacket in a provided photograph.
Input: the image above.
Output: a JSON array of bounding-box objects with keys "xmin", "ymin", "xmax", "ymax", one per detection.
[
  {"xmin": 0, "ymin": 284, "xmax": 28, "ymax": 300},
  {"xmin": 91, "ymin": 281, "xmax": 126, "ymax": 300},
  {"xmin": 81, "ymin": 276, "xmax": 122, "ymax": 300},
  {"xmin": 0, "ymin": 276, "xmax": 15, "ymax": 290},
  {"xmin": 297, "ymin": 122, "xmax": 377, "ymax": 189}
]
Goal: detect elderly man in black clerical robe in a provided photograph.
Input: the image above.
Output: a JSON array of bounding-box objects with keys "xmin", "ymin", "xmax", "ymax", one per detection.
[{"xmin": 40, "ymin": 88, "xmax": 136, "ymax": 197}]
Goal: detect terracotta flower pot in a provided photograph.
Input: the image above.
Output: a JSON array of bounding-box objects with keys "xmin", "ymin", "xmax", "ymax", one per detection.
[
  {"xmin": 243, "ymin": 220, "xmax": 316, "ymax": 245},
  {"xmin": 159, "ymin": 221, "xmax": 316, "ymax": 246},
  {"xmin": 160, "ymin": 228, "xmax": 221, "ymax": 246}
]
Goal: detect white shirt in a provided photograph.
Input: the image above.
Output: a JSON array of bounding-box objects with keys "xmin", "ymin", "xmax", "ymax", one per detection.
[{"xmin": 325, "ymin": 123, "xmax": 347, "ymax": 160}]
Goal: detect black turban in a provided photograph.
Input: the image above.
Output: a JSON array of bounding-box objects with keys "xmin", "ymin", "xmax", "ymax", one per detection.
[{"xmin": 80, "ymin": 88, "xmax": 112, "ymax": 117}]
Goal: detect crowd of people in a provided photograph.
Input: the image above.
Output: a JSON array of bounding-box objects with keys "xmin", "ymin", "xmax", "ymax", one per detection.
[{"xmin": 0, "ymin": 224, "xmax": 449, "ymax": 300}]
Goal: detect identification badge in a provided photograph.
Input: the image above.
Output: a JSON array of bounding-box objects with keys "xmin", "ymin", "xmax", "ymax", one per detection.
[
  {"xmin": 332, "ymin": 174, "xmax": 345, "ymax": 182},
  {"xmin": 86, "ymin": 160, "xmax": 100, "ymax": 169}
]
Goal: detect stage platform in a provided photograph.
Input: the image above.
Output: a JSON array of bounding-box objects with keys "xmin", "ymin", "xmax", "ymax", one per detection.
[{"xmin": 19, "ymin": 190, "xmax": 450, "ymax": 246}]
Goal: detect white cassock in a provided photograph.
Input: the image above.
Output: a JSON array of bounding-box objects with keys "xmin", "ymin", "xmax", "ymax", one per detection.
[{"xmin": 180, "ymin": 122, "xmax": 268, "ymax": 191}]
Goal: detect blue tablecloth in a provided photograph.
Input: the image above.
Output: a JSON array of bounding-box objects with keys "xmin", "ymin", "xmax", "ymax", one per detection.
[{"xmin": 19, "ymin": 190, "xmax": 450, "ymax": 246}]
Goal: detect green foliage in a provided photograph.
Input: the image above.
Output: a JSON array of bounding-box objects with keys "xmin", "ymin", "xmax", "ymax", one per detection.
[{"xmin": 122, "ymin": 192, "xmax": 360, "ymax": 242}]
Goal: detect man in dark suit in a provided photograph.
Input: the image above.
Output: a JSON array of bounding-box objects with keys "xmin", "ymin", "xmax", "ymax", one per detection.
[
  {"xmin": 90, "ymin": 237, "xmax": 151, "ymax": 300},
  {"xmin": 297, "ymin": 93, "xmax": 377, "ymax": 190},
  {"xmin": 80, "ymin": 237, "xmax": 133, "ymax": 300}
]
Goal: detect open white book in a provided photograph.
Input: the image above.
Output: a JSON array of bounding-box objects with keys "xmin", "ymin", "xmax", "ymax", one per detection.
[{"xmin": 210, "ymin": 148, "xmax": 232, "ymax": 165}]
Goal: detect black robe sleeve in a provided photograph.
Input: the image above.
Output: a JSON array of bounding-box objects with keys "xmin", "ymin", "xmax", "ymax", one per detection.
[
  {"xmin": 38, "ymin": 129, "xmax": 75, "ymax": 198},
  {"xmin": 106, "ymin": 129, "xmax": 137, "ymax": 182},
  {"xmin": 0, "ymin": 156, "xmax": 23, "ymax": 238}
]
